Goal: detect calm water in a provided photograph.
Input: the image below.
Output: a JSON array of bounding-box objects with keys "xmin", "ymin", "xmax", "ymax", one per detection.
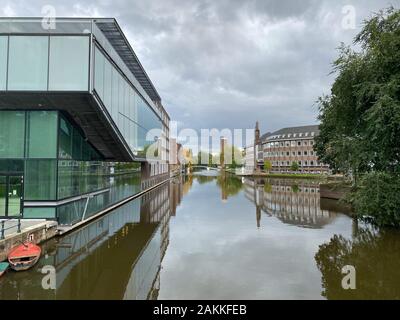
[{"xmin": 1, "ymin": 171, "xmax": 400, "ymax": 300}]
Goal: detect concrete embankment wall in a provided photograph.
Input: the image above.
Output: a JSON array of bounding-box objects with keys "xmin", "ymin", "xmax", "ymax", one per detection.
[
  {"xmin": 320, "ymin": 183, "xmax": 354, "ymax": 216},
  {"xmin": 320, "ymin": 183, "xmax": 351, "ymax": 200}
]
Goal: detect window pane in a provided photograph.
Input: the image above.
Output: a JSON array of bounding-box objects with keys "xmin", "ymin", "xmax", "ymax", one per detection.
[
  {"xmin": 0, "ymin": 159, "xmax": 24, "ymax": 174},
  {"xmin": 57, "ymin": 160, "xmax": 72, "ymax": 199},
  {"xmin": 8, "ymin": 36, "xmax": 48, "ymax": 90},
  {"xmin": 0, "ymin": 176, "xmax": 5, "ymax": 216},
  {"xmin": 57, "ymin": 198, "xmax": 86, "ymax": 225},
  {"xmin": 0, "ymin": 111, "xmax": 25, "ymax": 158},
  {"xmin": 111, "ymin": 67, "xmax": 119, "ymax": 121},
  {"xmin": 94, "ymin": 47, "xmax": 104, "ymax": 99},
  {"xmin": 24, "ymin": 159, "xmax": 57, "ymax": 200},
  {"xmin": 104, "ymin": 58, "xmax": 112, "ymax": 111},
  {"xmin": 48, "ymin": 36, "xmax": 89, "ymax": 91},
  {"xmin": 72, "ymin": 128, "xmax": 82, "ymax": 160},
  {"xmin": 59, "ymin": 116, "xmax": 73, "ymax": 159},
  {"xmin": 0, "ymin": 36, "xmax": 7, "ymax": 90},
  {"xmin": 26, "ymin": 111, "xmax": 58, "ymax": 158},
  {"xmin": 24, "ymin": 207, "xmax": 55, "ymax": 219}
]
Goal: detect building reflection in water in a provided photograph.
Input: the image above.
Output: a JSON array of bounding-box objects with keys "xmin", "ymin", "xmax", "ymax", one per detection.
[
  {"xmin": 0, "ymin": 177, "xmax": 185, "ymax": 300},
  {"xmin": 243, "ymin": 178, "xmax": 337, "ymax": 228}
]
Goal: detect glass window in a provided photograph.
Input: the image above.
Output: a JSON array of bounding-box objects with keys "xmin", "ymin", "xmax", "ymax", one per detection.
[
  {"xmin": 0, "ymin": 176, "xmax": 5, "ymax": 215},
  {"xmin": 111, "ymin": 67, "xmax": 119, "ymax": 121},
  {"xmin": 57, "ymin": 198, "xmax": 86, "ymax": 225},
  {"xmin": 72, "ymin": 128, "xmax": 82, "ymax": 160},
  {"xmin": 24, "ymin": 159, "xmax": 57, "ymax": 200},
  {"xmin": 0, "ymin": 159, "xmax": 24, "ymax": 173},
  {"xmin": 57, "ymin": 160, "xmax": 73, "ymax": 199},
  {"xmin": 0, "ymin": 36, "xmax": 7, "ymax": 90},
  {"xmin": 48, "ymin": 36, "xmax": 89, "ymax": 91},
  {"xmin": 0, "ymin": 111, "xmax": 25, "ymax": 158},
  {"xmin": 8, "ymin": 36, "xmax": 48, "ymax": 90},
  {"xmin": 26, "ymin": 111, "xmax": 58, "ymax": 158},
  {"xmin": 59, "ymin": 116, "xmax": 73, "ymax": 159},
  {"xmin": 94, "ymin": 47, "xmax": 104, "ymax": 99},
  {"xmin": 24, "ymin": 207, "xmax": 55, "ymax": 219},
  {"xmin": 103, "ymin": 58, "xmax": 112, "ymax": 112}
]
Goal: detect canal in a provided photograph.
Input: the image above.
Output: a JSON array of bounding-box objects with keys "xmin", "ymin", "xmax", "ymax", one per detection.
[{"xmin": 1, "ymin": 170, "xmax": 400, "ymax": 299}]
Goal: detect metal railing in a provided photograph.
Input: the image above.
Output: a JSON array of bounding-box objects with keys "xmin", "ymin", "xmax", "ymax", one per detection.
[{"xmin": 0, "ymin": 218, "xmax": 22, "ymax": 240}]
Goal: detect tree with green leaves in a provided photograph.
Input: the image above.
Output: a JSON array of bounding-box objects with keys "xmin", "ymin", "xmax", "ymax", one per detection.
[
  {"xmin": 314, "ymin": 7, "xmax": 400, "ymax": 226},
  {"xmin": 264, "ymin": 160, "xmax": 272, "ymax": 172},
  {"xmin": 290, "ymin": 161, "xmax": 299, "ymax": 172}
]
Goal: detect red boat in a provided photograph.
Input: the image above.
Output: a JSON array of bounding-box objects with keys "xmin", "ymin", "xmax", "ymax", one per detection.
[{"xmin": 8, "ymin": 242, "xmax": 41, "ymax": 271}]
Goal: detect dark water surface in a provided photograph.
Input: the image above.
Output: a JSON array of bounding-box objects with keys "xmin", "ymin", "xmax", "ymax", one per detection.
[{"xmin": 1, "ymin": 171, "xmax": 400, "ymax": 299}]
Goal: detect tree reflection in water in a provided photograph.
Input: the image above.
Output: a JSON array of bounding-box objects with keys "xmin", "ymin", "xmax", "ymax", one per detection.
[
  {"xmin": 315, "ymin": 225, "xmax": 400, "ymax": 299},
  {"xmin": 190, "ymin": 171, "xmax": 243, "ymax": 200},
  {"xmin": 216, "ymin": 174, "xmax": 243, "ymax": 199}
]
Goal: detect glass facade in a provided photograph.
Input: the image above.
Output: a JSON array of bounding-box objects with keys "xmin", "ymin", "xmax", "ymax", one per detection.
[
  {"xmin": 0, "ymin": 20, "xmax": 169, "ymax": 224},
  {"xmin": 57, "ymin": 169, "xmax": 141, "ymax": 225},
  {"xmin": 0, "ymin": 110, "xmax": 144, "ymax": 221},
  {"xmin": 94, "ymin": 46, "xmax": 162, "ymax": 154},
  {"xmin": 0, "ymin": 35, "xmax": 90, "ymax": 91}
]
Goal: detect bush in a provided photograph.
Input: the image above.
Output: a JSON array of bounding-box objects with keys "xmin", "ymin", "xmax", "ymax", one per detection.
[{"xmin": 352, "ymin": 172, "xmax": 400, "ymax": 227}]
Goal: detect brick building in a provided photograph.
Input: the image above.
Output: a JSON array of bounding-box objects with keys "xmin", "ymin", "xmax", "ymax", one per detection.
[{"xmin": 262, "ymin": 125, "xmax": 330, "ymax": 174}]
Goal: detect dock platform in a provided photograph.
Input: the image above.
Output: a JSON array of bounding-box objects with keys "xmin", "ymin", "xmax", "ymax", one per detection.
[{"xmin": 0, "ymin": 219, "xmax": 58, "ymax": 262}]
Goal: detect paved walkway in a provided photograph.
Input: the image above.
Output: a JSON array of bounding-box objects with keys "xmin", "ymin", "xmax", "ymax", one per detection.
[{"xmin": 0, "ymin": 219, "xmax": 46, "ymax": 238}]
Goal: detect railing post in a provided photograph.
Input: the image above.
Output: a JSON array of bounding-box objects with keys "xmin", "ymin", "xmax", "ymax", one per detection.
[
  {"xmin": 1, "ymin": 220, "xmax": 4, "ymax": 240},
  {"xmin": 17, "ymin": 218, "xmax": 21, "ymax": 233}
]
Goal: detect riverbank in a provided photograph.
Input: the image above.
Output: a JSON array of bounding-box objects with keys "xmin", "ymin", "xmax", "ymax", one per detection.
[
  {"xmin": 230, "ymin": 170, "xmax": 328, "ymax": 180},
  {"xmin": 320, "ymin": 181, "xmax": 352, "ymax": 200}
]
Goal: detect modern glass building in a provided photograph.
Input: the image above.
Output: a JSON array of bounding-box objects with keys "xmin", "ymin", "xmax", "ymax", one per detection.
[{"xmin": 0, "ymin": 18, "xmax": 170, "ymax": 225}]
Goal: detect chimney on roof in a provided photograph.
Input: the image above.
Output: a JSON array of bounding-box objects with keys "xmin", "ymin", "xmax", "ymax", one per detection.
[
  {"xmin": 255, "ymin": 121, "xmax": 260, "ymax": 146},
  {"xmin": 254, "ymin": 121, "xmax": 261, "ymax": 172}
]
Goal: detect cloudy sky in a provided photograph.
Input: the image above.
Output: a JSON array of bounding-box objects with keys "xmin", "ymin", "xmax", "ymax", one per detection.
[{"xmin": 1, "ymin": 0, "xmax": 398, "ymax": 137}]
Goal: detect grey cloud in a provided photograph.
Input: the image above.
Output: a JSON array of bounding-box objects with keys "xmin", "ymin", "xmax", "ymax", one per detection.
[{"xmin": 0, "ymin": 0, "xmax": 397, "ymax": 136}]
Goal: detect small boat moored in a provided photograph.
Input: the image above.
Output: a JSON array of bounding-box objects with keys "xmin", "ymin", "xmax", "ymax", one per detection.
[
  {"xmin": 8, "ymin": 242, "xmax": 41, "ymax": 271},
  {"xmin": 0, "ymin": 262, "xmax": 9, "ymax": 277}
]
